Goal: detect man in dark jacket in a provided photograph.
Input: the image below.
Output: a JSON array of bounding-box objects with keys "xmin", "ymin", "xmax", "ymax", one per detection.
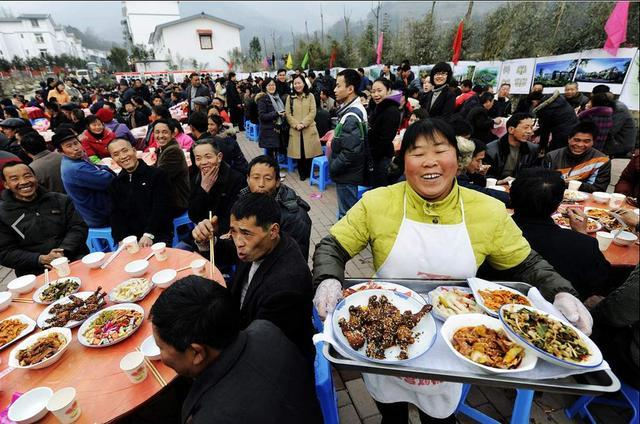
[
  {"xmin": 330, "ymin": 69, "xmax": 367, "ymax": 218},
  {"xmin": 0, "ymin": 150, "xmax": 20, "ymax": 193},
  {"xmin": 467, "ymin": 92, "xmax": 500, "ymax": 144},
  {"xmin": 592, "ymin": 85, "xmax": 637, "ymax": 157},
  {"xmin": 133, "ymin": 79, "xmax": 152, "ymax": 103},
  {"xmin": 485, "ymin": 113, "xmax": 540, "ymax": 180},
  {"xmin": 563, "ymin": 82, "xmax": 589, "ymax": 112},
  {"xmin": 118, "ymin": 80, "xmax": 136, "ymax": 105},
  {"xmin": 0, "ymin": 117, "xmax": 31, "ymax": 163},
  {"xmin": 20, "ymin": 132, "xmax": 65, "ymax": 194},
  {"xmin": 107, "ymin": 138, "xmax": 173, "ymax": 247},
  {"xmin": 0, "ymin": 161, "xmax": 88, "ymax": 276},
  {"xmin": 531, "ymin": 90, "xmax": 579, "ymax": 152},
  {"xmin": 543, "ymin": 121, "xmax": 611, "ymax": 193},
  {"xmin": 186, "ymin": 73, "xmax": 211, "ymax": 111},
  {"xmin": 192, "ymin": 193, "xmax": 317, "ymax": 360},
  {"xmin": 489, "ymin": 83, "xmax": 512, "ymax": 118},
  {"xmin": 151, "ymin": 277, "xmax": 322, "ymax": 424},
  {"xmin": 510, "ymin": 168, "xmax": 611, "ymax": 299},
  {"xmin": 225, "ymin": 72, "xmax": 244, "ymax": 130},
  {"xmin": 275, "ymin": 69, "xmax": 291, "ymax": 99},
  {"xmin": 154, "ymin": 119, "xmax": 190, "ymax": 217}
]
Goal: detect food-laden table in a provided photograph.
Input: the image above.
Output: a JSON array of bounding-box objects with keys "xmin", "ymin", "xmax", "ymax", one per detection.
[{"xmin": 0, "ymin": 248, "xmax": 224, "ymax": 423}]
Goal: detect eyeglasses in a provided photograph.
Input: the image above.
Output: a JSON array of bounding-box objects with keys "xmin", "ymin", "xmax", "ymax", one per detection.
[{"xmin": 434, "ymin": 72, "xmax": 448, "ymax": 77}]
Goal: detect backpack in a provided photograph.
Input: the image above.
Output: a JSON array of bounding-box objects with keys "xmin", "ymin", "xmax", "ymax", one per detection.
[{"xmin": 333, "ymin": 109, "xmax": 374, "ymax": 184}]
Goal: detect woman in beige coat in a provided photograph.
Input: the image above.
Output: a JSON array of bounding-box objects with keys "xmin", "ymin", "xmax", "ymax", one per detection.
[{"xmin": 285, "ymin": 75, "xmax": 322, "ymax": 180}]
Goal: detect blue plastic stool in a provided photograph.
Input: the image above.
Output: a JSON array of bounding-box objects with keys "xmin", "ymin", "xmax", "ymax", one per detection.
[
  {"xmin": 357, "ymin": 186, "xmax": 372, "ymax": 200},
  {"xmin": 247, "ymin": 122, "xmax": 259, "ymax": 141},
  {"xmin": 456, "ymin": 384, "xmax": 534, "ymax": 424},
  {"xmin": 312, "ymin": 307, "xmax": 339, "ymax": 424},
  {"xmin": 86, "ymin": 227, "xmax": 117, "ymax": 253},
  {"xmin": 278, "ymin": 153, "xmax": 297, "ymax": 173},
  {"xmin": 309, "ymin": 156, "xmax": 332, "ymax": 192},
  {"xmin": 565, "ymin": 382, "xmax": 639, "ymax": 424},
  {"xmin": 172, "ymin": 212, "xmax": 195, "ymax": 247}
]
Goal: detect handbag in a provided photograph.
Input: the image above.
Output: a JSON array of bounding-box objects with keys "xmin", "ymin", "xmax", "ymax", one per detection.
[{"xmin": 275, "ymin": 95, "xmax": 293, "ymax": 150}]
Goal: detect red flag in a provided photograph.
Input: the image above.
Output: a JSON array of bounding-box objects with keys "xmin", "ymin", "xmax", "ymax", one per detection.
[
  {"xmin": 329, "ymin": 49, "xmax": 337, "ymax": 68},
  {"xmin": 452, "ymin": 20, "xmax": 464, "ymax": 65},
  {"xmin": 604, "ymin": 1, "xmax": 629, "ymax": 56},
  {"xmin": 228, "ymin": 60, "xmax": 234, "ymax": 71},
  {"xmin": 375, "ymin": 32, "xmax": 384, "ymax": 65}
]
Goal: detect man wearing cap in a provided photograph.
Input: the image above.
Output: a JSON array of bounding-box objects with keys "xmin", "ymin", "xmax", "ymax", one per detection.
[
  {"xmin": 53, "ymin": 129, "xmax": 115, "ymax": 228},
  {"xmin": 186, "ymin": 73, "xmax": 211, "ymax": 111},
  {"xmin": 44, "ymin": 101, "xmax": 72, "ymax": 131},
  {"xmin": 60, "ymin": 102, "xmax": 80, "ymax": 121},
  {"xmin": 95, "ymin": 108, "xmax": 137, "ymax": 145},
  {"xmin": 592, "ymin": 84, "xmax": 637, "ymax": 157},
  {"xmin": 192, "ymin": 97, "xmax": 209, "ymax": 114},
  {"xmin": 0, "ymin": 117, "xmax": 30, "ymax": 163},
  {"xmin": 0, "ymin": 161, "xmax": 88, "ymax": 276},
  {"xmin": 119, "ymin": 80, "xmax": 136, "ymax": 105}
]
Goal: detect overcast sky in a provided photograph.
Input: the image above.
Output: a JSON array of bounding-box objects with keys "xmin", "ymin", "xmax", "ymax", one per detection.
[{"xmin": 1, "ymin": 1, "xmax": 380, "ymax": 43}]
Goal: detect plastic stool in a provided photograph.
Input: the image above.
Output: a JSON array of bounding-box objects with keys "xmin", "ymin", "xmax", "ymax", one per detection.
[
  {"xmin": 312, "ymin": 307, "xmax": 339, "ymax": 424},
  {"xmin": 172, "ymin": 212, "xmax": 195, "ymax": 247},
  {"xmin": 566, "ymin": 382, "xmax": 639, "ymax": 424},
  {"xmin": 357, "ymin": 186, "xmax": 372, "ymax": 200},
  {"xmin": 456, "ymin": 384, "xmax": 534, "ymax": 424},
  {"xmin": 247, "ymin": 122, "xmax": 259, "ymax": 141},
  {"xmin": 309, "ymin": 156, "xmax": 332, "ymax": 192},
  {"xmin": 278, "ymin": 153, "xmax": 297, "ymax": 173},
  {"xmin": 86, "ymin": 227, "xmax": 117, "ymax": 253}
]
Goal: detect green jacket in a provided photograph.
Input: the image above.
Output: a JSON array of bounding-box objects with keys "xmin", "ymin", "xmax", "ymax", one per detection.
[{"xmin": 312, "ymin": 181, "xmax": 578, "ymax": 300}]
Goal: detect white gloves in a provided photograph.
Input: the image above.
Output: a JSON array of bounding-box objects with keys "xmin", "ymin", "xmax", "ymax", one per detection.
[
  {"xmin": 313, "ymin": 279, "xmax": 343, "ymax": 320},
  {"xmin": 553, "ymin": 292, "xmax": 594, "ymax": 336}
]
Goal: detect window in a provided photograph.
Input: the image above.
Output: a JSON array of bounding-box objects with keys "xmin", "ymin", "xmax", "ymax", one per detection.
[
  {"xmin": 35, "ymin": 33, "xmax": 44, "ymax": 44},
  {"xmin": 30, "ymin": 19, "xmax": 39, "ymax": 27},
  {"xmin": 39, "ymin": 49, "xmax": 48, "ymax": 58},
  {"xmin": 199, "ymin": 34, "xmax": 212, "ymax": 50},
  {"xmin": 20, "ymin": 34, "xmax": 24, "ymax": 39}
]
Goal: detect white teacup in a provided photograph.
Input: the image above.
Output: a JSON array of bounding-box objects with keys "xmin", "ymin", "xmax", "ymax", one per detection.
[
  {"xmin": 123, "ymin": 235, "xmax": 140, "ymax": 254},
  {"xmin": 47, "ymin": 387, "xmax": 81, "ymax": 423},
  {"xmin": 567, "ymin": 180, "xmax": 582, "ymax": 191},
  {"xmin": 595, "ymin": 231, "xmax": 614, "ymax": 252},
  {"xmin": 51, "ymin": 257, "xmax": 70, "ymax": 278},
  {"xmin": 190, "ymin": 259, "xmax": 207, "ymax": 277},
  {"xmin": 120, "ymin": 351, "xmax": 148, "ymax": 384},
  {"xmin": 151, "ymin": 242, "xmax": 168, "ymax": 262}
]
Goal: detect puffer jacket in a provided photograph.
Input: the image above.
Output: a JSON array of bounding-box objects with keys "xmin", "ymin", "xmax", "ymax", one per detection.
[
  {"xmin": 256, "ymin": 93, "xmax": 281, "ymax": 149},
  {"xmin": 329, "ymin": 97, "xmax": 368, "ymax": 185},
  {"xmin": 532, "ymin": 90, "xmax": 579, "ymax": 152},
  {"xmin": 0, "ymin": 188, "xmax": 88, "ymax": 276},
  {"xmin": 485, "ymin": 134, "xmax": 541, "ymax": 179},
  {"xmin": 367, "ymin": 97, "xmax": 401, "ymax": 161}
]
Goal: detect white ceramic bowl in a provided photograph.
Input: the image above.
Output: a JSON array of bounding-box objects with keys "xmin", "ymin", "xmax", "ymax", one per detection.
[
  {"xmin": 612, "ymin": 230, "xmax": 638, "ymax": 247},
  {"xmin": 152, "ymin": 269, "xmax": 177, "ymax": 288},
  {"xmin": 124, "ymin": 260, "xmax": 149, "ymax": 277},
  {"xmin": 9, "ymin": 327, "xmax": 72, "ymax": 370},
  {"xmin": 440, "ymin": 313, "xmax": 537, "ymax": 374},
  {"xmin": 0, "ymin": 291, "xmax": 12, "ymax": 311},
  {"xmin": 7, "ymin": 275, "xmax": 37, "ymax": 295},
  {"xmin": 81, "ymin": 251, "xmax": 106, "ymax": 268},
  {"xmin": 141, "ymin": 334, "xmax": 161, "ymax": 360},
  {"xmin": 591, "ymin": 192, "xmax": 611, "ymax": 203},
  {"xmin": 8, "ymin": 386, "xmax": 53, "ymax": 424}
]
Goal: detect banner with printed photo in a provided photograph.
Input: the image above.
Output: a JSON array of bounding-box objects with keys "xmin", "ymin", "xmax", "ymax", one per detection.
[
  {"xmin": 574, "ymin": 47, "xmax": 637, "ymax": 95},
  {"xmin": 418, "ymin": 65, "xmax": 434, "ymax": 81},
  {"xmin": 499, "ymin": 58, "xmax": 536, "ymax": 94},
  {"xmin": 472, "ymin": 61, "xmax": 502, "ymax": 91},
  {"xmin": 619, "ymin": 50, "xmax": 639, "ymax": 110},
  {"xmin": 452, "ymin": 61, "xmax": 476, "ymax": 84},
  {"xmin": 533, "ymin": 53, "xmax": 581, "ymax": 93}
]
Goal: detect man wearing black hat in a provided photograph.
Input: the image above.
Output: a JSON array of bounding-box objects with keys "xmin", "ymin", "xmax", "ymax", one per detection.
[
  {"xmin": 592, "ymin": 84, "xmax": 637, "ymax": 157},
  {"xmin": 0, "ymin": 117, "xmax": 31, "ymax": 163},
  {"xmin": 53, "ymin": 128, "xmax": 115, "ymax": 228}
]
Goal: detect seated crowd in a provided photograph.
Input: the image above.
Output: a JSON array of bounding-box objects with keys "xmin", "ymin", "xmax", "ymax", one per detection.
[{"xmin": 0, "ymin": 64, "xmax": 638, "ymax": 423}]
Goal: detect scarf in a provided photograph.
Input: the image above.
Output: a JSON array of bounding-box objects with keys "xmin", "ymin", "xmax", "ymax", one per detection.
[
  {"xmin": 430, "ymin": 85, "xmax": 447, "ymax": 109},
  {"xmin": 268, "ymin": 93, "xmax": 284, "ymax": 114}
]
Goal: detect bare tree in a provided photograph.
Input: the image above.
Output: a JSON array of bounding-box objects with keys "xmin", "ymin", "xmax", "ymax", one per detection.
[
  {"xmin": 305, "ymin": 20, "xmax": 310, "ymax": 43},
  {"xmin": 291, "ymin": 27, "xmax": 296, "ymax": 54},
  {"xmin": 431, "ymin": 1, "xmax": 437, "ymax": 16},
  {"xmin": 372, "ymin": 1, "xmax": 383, "ymax": 43},
  {"xmin": 464, "ymin": 0, "xmax": 474, "ymax": 22}
]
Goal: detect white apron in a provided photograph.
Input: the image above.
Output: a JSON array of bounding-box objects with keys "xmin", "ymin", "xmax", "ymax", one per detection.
[{"xmin": 363, "ymin": 192, "xmax": 477, "ymax": 418}]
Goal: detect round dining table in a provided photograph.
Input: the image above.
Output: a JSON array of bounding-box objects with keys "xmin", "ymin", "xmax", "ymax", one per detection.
[{"xmin": 0, "ymin": 247, "xmax": 224, "ymax": 423}]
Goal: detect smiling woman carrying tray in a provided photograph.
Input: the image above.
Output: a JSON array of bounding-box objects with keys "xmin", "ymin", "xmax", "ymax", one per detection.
[{"xmin": 312, "ymin": 118, "xmax": 593, "ymax": 422}]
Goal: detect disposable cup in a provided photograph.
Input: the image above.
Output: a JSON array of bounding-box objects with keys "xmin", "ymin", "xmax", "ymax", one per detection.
[
  {"xmin": 123, "ymin": 235, "xmax": 140, "ymax": 254},
  {"xmin": 567, "ymin": 180, "xmax": 582, "ymax": 191},
  {"xmin": 190, "ymin": 259, "xmax": 207, "ymax": 277},
  {"xmin": 151, "ymin": 242, "xmax": 168, "ymax": 262},
  {"xmin": 608, "ymin": 193, "xmax": 626, "ymax": 209},
  {"xmin": 120, "ymin": 351, "xmax": 148, "ymax": 384},
  {"xmin": 595, "ymin": 231, "xmax": 614, "ymax": 252},
  {"xmin": 485, "ymin": 178, "xmax": 497, "ymax": 188},
  {"xmin": 51, "ymin": 257, "xmax": 70, "ymax": 278},
  {"xmin": 47, "ymin": 387, "xmax": 81, "ymax": 423}
]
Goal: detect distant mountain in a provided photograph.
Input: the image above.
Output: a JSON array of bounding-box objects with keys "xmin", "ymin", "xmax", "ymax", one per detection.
[{"xmin": 64, "ymin": 26, "xmax": 119, "ymax": 51}]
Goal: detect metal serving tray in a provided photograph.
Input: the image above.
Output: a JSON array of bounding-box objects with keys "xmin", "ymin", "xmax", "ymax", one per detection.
[{"xmin": 322, "ymin": 278, "xmax": 620, "ymax": 395}]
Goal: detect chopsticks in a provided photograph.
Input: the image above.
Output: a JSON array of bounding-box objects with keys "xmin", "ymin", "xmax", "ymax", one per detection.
[
  {"xmin": 135, "ymin": 348, "xmax": 167, "ymax": 387},
  {"xmin": 208, "ymin": 211, "xmax": 215, "ymax": 280},
  {"xmin": 101, "ymin": 244, "xmax": 124, "ymax": 269},
  {"xmin": 144, "ymin": 252, "xmax": 154, "ymax": 261},
  {"xmin": 175, "ymin": 265, "xmax": 190, "ymax": 273},
  {"xmin": 12, "ymin": 298, "xmax": 33, "ymax": 304}
]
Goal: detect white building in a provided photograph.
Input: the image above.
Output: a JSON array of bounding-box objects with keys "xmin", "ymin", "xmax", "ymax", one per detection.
[
  {"xmin": 148, "ymin": 12, "xmax": 243, "ymax": 71},
  {"xmin": 121, "ymin": 1, "xmax": 180, "ymax": 50}
]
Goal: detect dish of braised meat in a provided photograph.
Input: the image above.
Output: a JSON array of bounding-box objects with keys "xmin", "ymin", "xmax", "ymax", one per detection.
[
  {"xmin": 338, "ymin": 294, "xmax": 432, "ymax": 360},
  {"xmin": 41, "ymin": 287, "xmax": 107, "ymax": 329},
  {"xmin": 16, "ymin": 332, "xmax": 67, "ymax": 366}
]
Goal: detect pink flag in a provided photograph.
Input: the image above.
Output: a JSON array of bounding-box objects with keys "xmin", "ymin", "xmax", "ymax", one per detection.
[
  {"xmin": 262, "ymin": 57, "xmax": 269, "ymax": 70},
  {"xmin": 604, "ymin": 1, "xmax": 629, "ymax": 56},
  {"xmin": 376, "ymin": 32, "xmax": 384, "ymax": 65}
]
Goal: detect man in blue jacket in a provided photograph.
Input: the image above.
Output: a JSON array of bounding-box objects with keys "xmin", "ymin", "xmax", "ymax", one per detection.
[{"xmin": 53, "ymin": 128, "xmax": 115, "ymax": 228}]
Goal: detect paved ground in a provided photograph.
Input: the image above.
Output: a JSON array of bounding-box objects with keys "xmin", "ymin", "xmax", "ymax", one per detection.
[{"xmin": 0, "ymin": 132, "xmax": 632, "ymax": 423}]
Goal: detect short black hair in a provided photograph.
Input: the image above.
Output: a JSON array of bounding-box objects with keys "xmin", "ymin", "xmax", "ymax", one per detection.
[
  {"xmin": 450, "ymin": 116, "xmax": 473, "ymax": 137},
  {"xmin": 357, "ymin": 68, "xmax": 365, "ymax": 74},
  {"xmin": 398, "ymin": 118, "xmax": 460, "ymax": 172},
  {"xmin": 471, "ymin": 139, "xmax": 486, "ymax": 156},
  {"xmin": 228, "ymin": 72, "xmax": 236, "ymax": 79},
  {"xmin": 372, "ymin": 77, "xmax": 392, "ymax": 91},
  {"xmin": 150, "ymin": 276, "xmax": 240, "ymax": 352},
  {"xmin": 107, "ymin": 137, "xmax": 134, "ymax": 150},
  {"xmin": 590, "ymin": 92, "xmax": 614, "ymax": 108},
  {"xmin": 1, "ymin": 160, "xmax": 32, "ymax": 181},
  {"xmin": 45, "ymin": 101, "xmax": 60, "ymax": 112},
  {"xmin": 207, "ymin": 114, "xmax": 223, "ymax": 130},
  {"xmin": 152, "ymin": 105, "xmax": 171, "ymax": 120},
  {"xmin": 510, "ymin": 168, "xmax": 565, "ymax": 218},
  {"xmin": 479, "ymin": 92, "xmax": 494, "ymax": 104},
  {"xmin": 277, "ymin": 68, "xmax": 287, "ymax": 74},
  {"xmin": 231, "ymin": 192, "xmax": 281, "ymax": 229},
  {"xmin": 188, "ymin": 111, "xmax": 208, "ymax": 133},
  {"xmin": 569, "ymin": 120, "xmax": 598, "ymax": 140},
  {"xmin": 461, "ymin": 79, "xmax": 473, "ymax": 89},
  {"xmin": 472, "ymin": 85, "xmax": 484, "ymax": 95},
  {"xmin": 337, "ymin": 69, "xmax": 361, "ymax": 92},
  {"xmin": 19, "ymin": 132, "xmax": 47, "ymax": 155},
  {"xmin": 411, "ymin": 108, "xmax": 429, "ymax": 121},
  {"xmin": 261, "ymin": 77, "xmax": 275, "ymax": 92},
  {"xmin": 532, "ymin": 82, "xmax": 544, "ymax": 89},
  {"xmin": 506, "ymin": 112, "xmax": 534, "ymax": 130},
  {"xmin": 153, "ymin": 118, "xmax": 177, "ymax": 133},
  {"xmin": 16, "ymin": 127, "xmax": 37, "ymax": 138},
  {"xmin": 247, "ymin": 154, "xmax": 280, "ymax": 180},
  {"xmin": 85, "ymin": 114, "xmax": 101, "ymax": 126}
]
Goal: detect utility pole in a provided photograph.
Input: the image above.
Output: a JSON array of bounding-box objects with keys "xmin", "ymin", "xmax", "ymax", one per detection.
[
  {"xmin": 372, "ymin": 1, "xmax": 382, "ymax": 43},
  {"xmin": 271, "ymin": 30, "xmax": 277, "ymax": 57},
  {"xmin": 291, "ymin": 27, "xmax": 296, "ymax": 54},
  {"xmin": 320, "ymin": 5, "xmax": 325, "ymax": 48},
  {"xmin": 431, "ymin": 0, "xmax": 437, "ymax": 16},
  {"xmin": 305, "ymin": 20, "xmax": 310, "ymax": 43},
  {"xmin": 464, "ymin": 0, "xmax": 474, "ymax": 23}
]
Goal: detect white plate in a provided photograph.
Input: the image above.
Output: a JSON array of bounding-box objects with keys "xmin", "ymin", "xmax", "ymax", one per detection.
[
  {"xmin": 428, "ymin": 286, "xmax": 484, "ymax": 321},
  {"xmin": 343, "ymin": 281, "xmax": 425, "ymax": 304},
  {"xmin": 441, "ymin": 313, "xmax": 537, "ymax": 374},
  {"xmin": 109, "ymin": 278, "xmax": 153, "ymax": 303},
  {"xmin": 332, "ymin": 289, "xmax": 436, "ymax": 364},
  {"xmin": 499, "ymin": 304, "xmax": 603, "ymax": 370},
  {"xmin": 563, "ymin": 190, "xmax": 589, "ymax": 202},
  {"xmin": 551, "ymin": 214, "xmax": 602, "ymax": 233},
  {"xmin": 77, "ymin": 303, "xmax": 145, "ymax": 348},
  {"xmin": 0, "ymin": 314, "xmax": 37, "ymax": 350},
  {"xmin": 37, "ymin": 291, "xmax": 104, "ymax": 329},
  {"xmin": 32, "ymin": 277, "xmax": 82, "ymax": 304},
  {"xmin": 467, "ymin": 278, "xmax": 532, "ymax": 318},
  {"xmin": 8, "ymin": 327, "xmax": 72, "ymax": 370}
]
